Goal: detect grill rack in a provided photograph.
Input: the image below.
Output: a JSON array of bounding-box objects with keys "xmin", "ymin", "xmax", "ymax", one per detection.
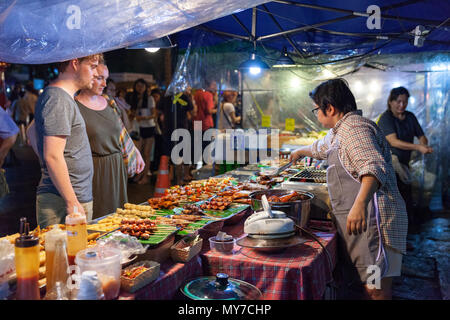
[{"xmin": 288, "ymin": 168, "xmax": 327, "ymax": 183}]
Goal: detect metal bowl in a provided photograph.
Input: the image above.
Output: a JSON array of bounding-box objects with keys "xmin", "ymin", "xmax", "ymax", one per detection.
[{"xmin": 249, "ymin": 189, "xmax": 314, "ymax": 228}]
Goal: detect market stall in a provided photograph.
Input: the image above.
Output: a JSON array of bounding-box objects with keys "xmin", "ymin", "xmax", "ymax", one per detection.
[{"xmin": 0, "ymin": 159, "xmax": 338, "ymax": 300}]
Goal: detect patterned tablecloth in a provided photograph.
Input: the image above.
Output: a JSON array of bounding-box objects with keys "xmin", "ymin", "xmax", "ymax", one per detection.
[
  {"xmin": 200, "ymin": 220, "xmax": 337, "ymax": 300},
  {"xmin": 118, "ymin": 220, "xmax": 336, "ymax": 300}
]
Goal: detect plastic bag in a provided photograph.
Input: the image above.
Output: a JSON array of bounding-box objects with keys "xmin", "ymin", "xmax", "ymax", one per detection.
[
  {"xmin": 96, "ymin": 231, "xmax": 148, "ymax": 264},
  {"xmin": 0, "ymin": 239, "xmax": 15, "ymax": 299}
]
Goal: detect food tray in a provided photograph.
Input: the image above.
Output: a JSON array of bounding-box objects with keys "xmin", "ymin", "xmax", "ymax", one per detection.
[{"xmin": 121, "ymin": 260, "xmax": 160, "ymax": 293}]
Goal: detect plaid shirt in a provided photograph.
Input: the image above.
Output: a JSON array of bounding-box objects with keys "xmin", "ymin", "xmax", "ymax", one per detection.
[{"xmin": 312, "ymin": 110, "xmax": 408, "ymax": 254}]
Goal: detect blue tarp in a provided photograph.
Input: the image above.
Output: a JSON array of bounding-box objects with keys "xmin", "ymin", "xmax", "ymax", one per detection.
[{"xmin": 175, "ymin": 0, "xmax": 450, "ymax": 55}]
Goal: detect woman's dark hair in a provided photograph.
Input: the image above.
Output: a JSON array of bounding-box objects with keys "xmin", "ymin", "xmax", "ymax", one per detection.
[
  {"xmin": 387, "ymin": 86, "xmax": 410, "ymax": 110},
  {"xmin": 127, "ymin": 78, "xmax": 149, "ymax": 110},
  {"xmin": 309, "ymin": 78, "xmax": 357, "ymax": 115},
  {"xmin": 150, "ymin": 88, "xmax": 161, "ymax": 96}
]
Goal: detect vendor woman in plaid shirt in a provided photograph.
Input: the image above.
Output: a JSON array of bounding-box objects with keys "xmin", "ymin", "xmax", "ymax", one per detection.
[{"xmin": 290, "ymin": 79, "xmax": 408, "ymax": 300}]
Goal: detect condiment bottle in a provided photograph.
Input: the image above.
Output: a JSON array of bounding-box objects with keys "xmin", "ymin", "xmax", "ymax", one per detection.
[
  {"xmin": 14, "ymin": 217, "xmax": 40, "ymax": 300},
  {"xmin": 65, "ymin": 206, "xmax": 87, "ymax": 265},
  {"xmin": 44, "ymin": 225, "xmax": 69, "ymax": 295}
]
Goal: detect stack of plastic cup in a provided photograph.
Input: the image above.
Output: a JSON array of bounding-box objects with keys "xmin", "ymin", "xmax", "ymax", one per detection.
[{"xmin": 76, "ymin": 271, "xmax": 104, "ymax": 300}]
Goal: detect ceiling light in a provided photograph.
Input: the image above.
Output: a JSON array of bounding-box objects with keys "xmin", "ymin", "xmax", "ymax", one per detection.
[
  {"xmin": 127, "ymin": 36, "xmax": 176, "ymax": 52},
  {"xmin": 273, "ymin": 47, "xmax": 295, "ymax": 68},
  {"xmin": 239, "ymin": 52, "xmax": 270, "ymax": 74}
]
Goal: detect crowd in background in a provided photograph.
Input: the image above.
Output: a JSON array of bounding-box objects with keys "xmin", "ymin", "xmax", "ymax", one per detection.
[{"xmin": 1, "ymin": 70, "xmax": 244, "ymax": 189}]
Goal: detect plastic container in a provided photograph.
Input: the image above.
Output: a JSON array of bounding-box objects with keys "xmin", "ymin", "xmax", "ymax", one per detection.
[
  {"xmin": 76, "ymin": 271, "xmax": 104, "ymax": 300},
  {"xmin": 44, "ymin": 225, "xmax": 68, "ymax": 293},
  {"xmin": 75, "ymin": 247, "xmax": 122, "ymax": 300},
  {"xmin": 14, "ymin": 217, "xmax": 40, "ymax": 300},
  {"xmin": 66, "ymin": 208, "xmax": 88, "ymax": 265},
  {"xmin": 208, "ymin": 236, "xmax": 236, "ymax": 254}
]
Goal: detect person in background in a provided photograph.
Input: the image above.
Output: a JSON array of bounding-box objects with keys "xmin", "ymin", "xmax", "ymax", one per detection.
[
  {"xmin": 76, "ymin": 62, "xmax": 144, "ymax": 219},
  {"xmin": 218, "ymin": 90, "xmax": 241, "ymax": 130},
  {"xmin": 193, "ymin": 79, "xmax": 217, "ymax": 164},
  {"xmin": 159, "ymin": 87, "xmax": 194, "ymax": 185},
  {"xmin": 290, "ymin": 79, "xmax": 408, "ymax": 300},
  {"xmin": 105, "ymin": 78, "xmax": 132, "ymax": 131},
  {"xmin": 16, "ymin": 82, "xmax": 38, "ymax": 145},
  {"xmin": 126, "ymin": 79, "xmax": 156, "ymax": 184},
  {"xmin": 0, "ymin": 106, "xmax": 19, "ymax": 197},
  {"xmin": 32, "ymin": 54, "xmax": 101, "ymax": 227},
  {"xmin": 8, "ymin": 83, "xmax": 23, "ymax": 106},
  {"xmin": 377, "ymin": 87, "xmax": 433, "ymax": 229}
]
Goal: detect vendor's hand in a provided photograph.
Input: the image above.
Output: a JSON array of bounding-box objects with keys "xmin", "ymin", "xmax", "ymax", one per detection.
[
  {"xmin": 289, "ymin": 149, "xmax": 304, "ymax": 163},
  {"xmin": 135, "ymin": 148, "xmax": 145, "ymax": 174},
  {"xmin": 347, "ymin": 201, "xmax": 367, "ymax": 235},
  {"xmin": 417, "ymin": 144, "xmax": 433, "ymax": 154}
]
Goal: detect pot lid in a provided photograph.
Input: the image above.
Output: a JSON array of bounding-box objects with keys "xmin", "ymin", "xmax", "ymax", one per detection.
[{"xmin": 181, "ymin": 273, "xmax": 262, "ymax": 300}]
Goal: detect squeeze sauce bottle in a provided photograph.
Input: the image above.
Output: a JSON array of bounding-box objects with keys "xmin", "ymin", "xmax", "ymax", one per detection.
[
  {"xmin": 65, "ymin": 206, "xmax": 87, "ymax": 265},
  {"xmin": 14, "ymin": 218, "xmax": 40, "ymax": 300}
]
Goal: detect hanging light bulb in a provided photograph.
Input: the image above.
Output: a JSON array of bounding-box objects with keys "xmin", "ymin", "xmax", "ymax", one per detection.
[
  {"xmin": 127, "ymin": 36, "xmax": 176, "ymax": 52},
  {"xmin": 145, "ymin": 48, "xmax": 160, "ymax": 53},
  {"xmin": 239, "ymin": 52, "xmax": 270, "ymax": 75},
  {"xmin": 273, "ymin": 47, "xmax": 295, "ymax": 68}
]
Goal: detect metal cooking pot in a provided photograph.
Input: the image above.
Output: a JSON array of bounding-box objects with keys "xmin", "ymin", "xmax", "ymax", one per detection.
[{"xmin": 249, "ymin": 189, "xmax": 314, "ymax": 228}]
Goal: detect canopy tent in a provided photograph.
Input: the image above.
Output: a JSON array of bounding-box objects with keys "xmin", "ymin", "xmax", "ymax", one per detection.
[
  {"xmin": 175, "ymin": 0, "xmax": 450, "ymax": 57},
  {"xmin": 0, "ymin": 0, "xmax": 449, "ymax": 64}
]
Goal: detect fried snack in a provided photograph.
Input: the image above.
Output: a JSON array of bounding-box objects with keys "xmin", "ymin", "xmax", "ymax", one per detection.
[
  {"xmin": 147, "ymin": 195, "xmax": 179, "ymax": 209},
  {"xmin": 0, "ymin": 233, "xmax": 20, "ymax": 245},
  {"xmin": 86, "ymin": 224, "xmax": 119, "ymax": 233},
  {"xmin": 181, "ymin": 204, "xmax": 204, "ymax": 215},
  {"xmin": 38, "ymin": 278, "xmax": 46, "ymax": 288},
  {"xmin": 200, "ymin": 196, "xmax": 233, "ymax": 211},
  {"xmin": 87, "ymin": 232, "xmax": 100, "ymax": 241},
  {"xmin": 39, "ymin": 266, "xmax": 46, "ymax": 279},
  {"xmin": 39, "ymin": 251, "xmax": 46, "ymax": 267}
]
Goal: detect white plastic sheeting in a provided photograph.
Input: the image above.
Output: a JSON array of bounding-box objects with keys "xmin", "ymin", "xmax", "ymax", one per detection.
[{"xmin": 0, "ymin": 0, "xmax": 269, "ymax": 64}]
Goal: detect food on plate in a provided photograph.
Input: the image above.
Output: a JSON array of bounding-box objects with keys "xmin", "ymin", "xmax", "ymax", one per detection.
[
  {"xmin": 181, "ymin": 204, "xmax": 204, "ymax": 215},
  {"xmin": 147, "ymin": 195, "xmax": 179, "ymax": 210},
  {"xmin": 119, "ymin": 219, "xmax": 157, "ymax": 240},
  {"xmin": 123, "ymin": 203, "xmax": 154, "ymax": 211},
  {"xmin": 116, "ymin": 206, "xmax": 156, "ymax": 218},
  {"xmin": 200, "ymin": 196, "xmax": 232, "ymax": 211}
]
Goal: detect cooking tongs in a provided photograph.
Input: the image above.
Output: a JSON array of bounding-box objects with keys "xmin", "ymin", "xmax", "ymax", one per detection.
[{"xmin": 262, "ymin": 160, "xmax": 294, "ymax": 178}]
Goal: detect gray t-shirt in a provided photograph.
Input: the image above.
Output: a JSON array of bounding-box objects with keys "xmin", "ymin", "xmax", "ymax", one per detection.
[{"xmin": 35, "ymin": 87, "xmax": 93, "ymax": 202}]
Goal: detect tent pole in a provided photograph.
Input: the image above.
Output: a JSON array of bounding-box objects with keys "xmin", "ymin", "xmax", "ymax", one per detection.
[{"xmin": 260, "ymin": 4, "xmax": 305, "ymax": 58}]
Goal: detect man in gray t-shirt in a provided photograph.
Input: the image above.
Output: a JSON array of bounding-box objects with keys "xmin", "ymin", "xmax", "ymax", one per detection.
[
  {"xmin": 32, "ymin": 54, "xmax": 101, "ymax": 227},
  {"xmin": 35, "ymin": 87, "xmax": 93, "ymax": 203}
]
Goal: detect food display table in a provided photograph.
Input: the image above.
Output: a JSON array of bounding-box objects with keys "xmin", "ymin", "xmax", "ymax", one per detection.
[{"xmin": 200, "ymin": 220, "xmax": 337, "ymax": 300}]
